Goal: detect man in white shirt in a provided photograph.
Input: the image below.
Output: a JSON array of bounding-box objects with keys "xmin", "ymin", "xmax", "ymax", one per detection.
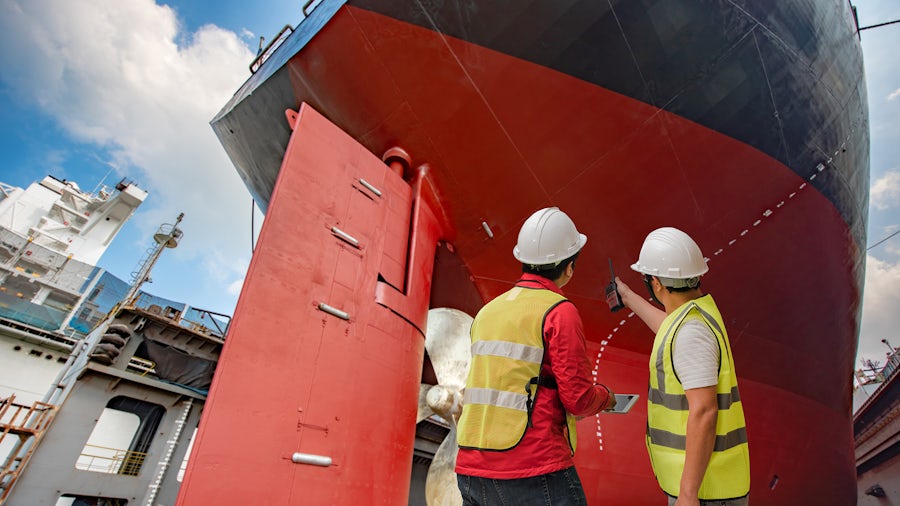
[{"xmin": 616, "ymin": 227, "xmax": 750, "ymax": 506}]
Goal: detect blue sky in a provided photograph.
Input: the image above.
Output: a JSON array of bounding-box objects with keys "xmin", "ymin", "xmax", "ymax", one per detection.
[{"xmin": 0, "ymin": 0, "xmax": 898, "ymax": 368}]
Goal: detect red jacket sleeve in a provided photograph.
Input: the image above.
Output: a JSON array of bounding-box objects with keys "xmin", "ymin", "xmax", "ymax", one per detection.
[{"xmin": 544, "ymin": 301, "xmax": 613, "ymax": 416}]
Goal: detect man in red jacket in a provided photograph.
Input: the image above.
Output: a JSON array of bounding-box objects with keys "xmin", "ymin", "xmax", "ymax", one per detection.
[{"xmin": 455, "ymin": 207, "xmax": 616, "ymax": 505}]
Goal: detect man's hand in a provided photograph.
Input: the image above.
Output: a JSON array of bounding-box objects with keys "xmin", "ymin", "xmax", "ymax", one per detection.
[
  {"xmin": 615, "ymin": 276, "xmax": 639, "ymax": 305},
  {"xmin": 674, "ymin": 496, "xmax": 700, "ymax": 506},
  {"xmin": 601, "ymin": 387, "xmax": 617, "ymax": 411},
  {"xmin": 615, "ymin": 276, "xmax": 666, "ymax": 333}
]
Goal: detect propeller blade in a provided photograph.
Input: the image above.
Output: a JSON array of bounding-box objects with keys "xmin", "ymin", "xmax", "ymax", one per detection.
[
  {"xmin": 425, "ymin": 423, "xmax": 462, "ymax": 506},
  {"xmin": 425, "ymin": 308, "xmax": 473, "ymax": 390},
  {"xmin": 426, "ymin": 384, "xmax": 465, "ymax": 423},
  {"xmin": 417, "ymin": 384, "xmax": 435, "ymax": 423}
]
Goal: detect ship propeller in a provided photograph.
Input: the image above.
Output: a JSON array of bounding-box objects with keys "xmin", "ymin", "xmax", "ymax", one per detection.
[{"xmin": 418, "ymin": 307, "xmax": 472, "ymax": 506}]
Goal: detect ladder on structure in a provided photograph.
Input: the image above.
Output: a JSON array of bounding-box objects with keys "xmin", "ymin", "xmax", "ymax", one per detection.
[
  {"xmin": 143, "ymin": 399, "xmax": 193, "ymax": 506},
  {"xmin": 0, "ymin": 395, "xmax": 58, "ymax": 504}
]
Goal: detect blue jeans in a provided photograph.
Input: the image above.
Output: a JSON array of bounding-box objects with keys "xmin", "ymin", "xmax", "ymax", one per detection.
[{"xmin": 457, "ymin": 467, "xmax": 587, "ymax": 506}]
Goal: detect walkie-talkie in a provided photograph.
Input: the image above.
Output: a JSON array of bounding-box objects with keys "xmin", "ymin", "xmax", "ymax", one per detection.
[{"xmin": 605, "ymin": 258, "xmax": 625, "ymax": 312}]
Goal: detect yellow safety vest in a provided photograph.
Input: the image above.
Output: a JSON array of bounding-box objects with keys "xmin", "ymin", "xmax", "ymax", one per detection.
[
  {"xmin": 646, "ymin": 295, "xmax": 750, "ymax": 499},
  {"xmin": 457, "ymin": 286, "xmax": 578, "ymax": 453}
]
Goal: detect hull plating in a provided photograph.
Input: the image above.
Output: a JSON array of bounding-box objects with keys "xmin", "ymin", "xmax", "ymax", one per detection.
[{"xmin": 196, "ymin": 1, "xmax": 868, "ymax": 503}]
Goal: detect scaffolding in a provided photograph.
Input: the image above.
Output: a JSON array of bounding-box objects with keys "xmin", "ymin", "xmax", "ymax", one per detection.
[{"xmin": 0, "ymin": 394, "xmax": 57, "ymax": 504}]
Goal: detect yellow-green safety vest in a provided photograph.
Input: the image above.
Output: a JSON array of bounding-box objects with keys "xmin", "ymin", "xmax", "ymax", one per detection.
[
  {"xmin": 457, "ymin": 286, "xmax": 578, "ymax": 453},
  {"xmin": 646, "ymin": 294, "xmax": 750, "ymax": 499}
]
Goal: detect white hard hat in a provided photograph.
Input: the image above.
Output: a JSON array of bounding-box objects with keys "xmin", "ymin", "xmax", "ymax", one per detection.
[
  {"xmin": 631, "ymin": 227, "xmax": 708, "ymax": 287},
  {"xmin": 513, "ymin": 207, "xmax": 587, "ymax": 266}
]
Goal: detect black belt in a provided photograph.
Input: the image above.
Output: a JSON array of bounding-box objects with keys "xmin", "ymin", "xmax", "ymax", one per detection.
[
  {"xmin": 525, "ymin": 375, "xmax": 558, "ymax": 428},
  {"xmin": 533, "ymin": 375, "xmax": 557, "ymax": 389}
]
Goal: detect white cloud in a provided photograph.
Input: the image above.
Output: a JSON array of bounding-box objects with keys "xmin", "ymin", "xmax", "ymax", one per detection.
[
  {"xmin": 227, "ymin": 279, "xmax": 246, "ymax": 297},
  {"xmin": 0, "ymin": 0, "xmax": 256, "ymax": 312},
  {"xmin": 202, "ymin": 248, "xmax": 249, "ymax": 284},
  {"xmin": 857, "ymin": 254, "xmax": 900, "ymax": 364},
  {"xmin": 886, "ymin": 238, "xmax": 900, "ymax": 257},
  {"xmin": 889, "ymin": 88, "xmax": 900, "ymax": 101},
  {"xmin": 871, "ymin": 170, "xmax": 900, "ymax": 211}
]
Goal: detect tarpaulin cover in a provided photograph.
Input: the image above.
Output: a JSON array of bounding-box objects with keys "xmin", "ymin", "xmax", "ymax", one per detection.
[{"xmin": 142, "ymin": 339, "xmax": 216, "ymax": 390}]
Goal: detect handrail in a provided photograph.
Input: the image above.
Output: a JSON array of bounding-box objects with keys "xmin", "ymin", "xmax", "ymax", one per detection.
[
  {"xmin": 0, "ymin": 182, "xmax": 15, "ymax": 199},
  {"xmin": 302, "ymin": 0, "xmax": 323, "ymax": 16},
  {"xmin": 189, "ymin": 308, "xmax": 231, "ymax": 337},
  {"xmin": 249, "ymin": 25, "xmax": 294, "ymax": 75},
  {"xmin": 76, "ymin": 444, "xmax": 148, "ymax": 476}
]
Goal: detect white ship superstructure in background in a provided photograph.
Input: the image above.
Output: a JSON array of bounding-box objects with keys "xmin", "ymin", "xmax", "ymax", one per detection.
[
  {"xmin": 0, "ymin": 176, "xmax": 230, "ymax": 506},
  {"xmin": 0, "ymin": 176, "xmax": 147, "ymax": 412},
  {"xmin": 854, "ymin": 343, "xmax": 900, "ymax": 502},
  {"xmin": 0, "ymin": 176, "xmax": 147, "ymax": 339},
  {"xmin": 0, "ymin": 176, "xmax": 147, "ymax": 266},
  {"xmin": 0, "ymin": 175, "xmax": 147, "ymax": 504}
]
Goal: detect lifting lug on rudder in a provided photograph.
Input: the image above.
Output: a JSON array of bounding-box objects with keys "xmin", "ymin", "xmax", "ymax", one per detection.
[
  {"xmin": 285, "ymin": 109, "xmax": 299, "ymax": 130},
  {"xmin": 382, "ymin": 147, "xmax": 411, "ymax": 178},
  {"xmin": 318, "ymin": 302, "xmax": 350, "ymax": 321},
  {"xmin": 291, "ymin": 452, "xmax": 333, "ymax": 467}
]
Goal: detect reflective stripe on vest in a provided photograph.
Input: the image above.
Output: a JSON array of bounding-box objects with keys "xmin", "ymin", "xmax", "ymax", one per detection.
[
  {"xmin": 471, "ymin": 340, "xmax": 544, "ymax": 363},
  {"xmin": 646, "ymin": 294, "xmax": 750, "ymax": 499},
  {"xmin": 457, "ymin": 286, "xmax": 577, "ymax": 452}
]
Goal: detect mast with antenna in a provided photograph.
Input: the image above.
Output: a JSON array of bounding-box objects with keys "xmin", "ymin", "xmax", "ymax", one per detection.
[
  {"xmin": 125, "ymin": 212, "xmax": 184, "ymax": 306},
  {"xmin": 45, "ymin": 212, "xmax": 185, "ymax": 407}
]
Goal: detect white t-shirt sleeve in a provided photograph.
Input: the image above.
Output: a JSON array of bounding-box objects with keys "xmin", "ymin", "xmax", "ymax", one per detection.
[{"xmin": 672, "ymin": 319, "xmax": 719, "ymax": 390}]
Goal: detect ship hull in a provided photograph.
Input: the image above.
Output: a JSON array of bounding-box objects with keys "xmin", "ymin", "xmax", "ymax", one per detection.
[{"xmin": 188, "ymin": 1, "xmax": 867, "ymax": 504}]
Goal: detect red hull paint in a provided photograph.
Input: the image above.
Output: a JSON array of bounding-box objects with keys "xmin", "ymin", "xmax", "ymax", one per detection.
[{"xmin": 193, "ymin": 4, "xmax": 862, "ymax": 504}]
